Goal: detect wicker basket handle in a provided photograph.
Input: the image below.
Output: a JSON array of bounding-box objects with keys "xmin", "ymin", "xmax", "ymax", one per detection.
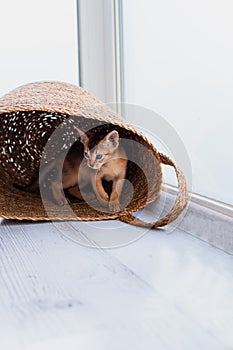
[{"xmin": 119, "ymin": 152, "xmax": 188, "ymax": 228}]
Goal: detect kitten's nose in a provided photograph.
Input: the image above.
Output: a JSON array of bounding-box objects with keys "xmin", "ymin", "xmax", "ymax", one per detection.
[
  {"xmin": 88, "ymin": 162, "xmax": 95, "ymax": 169},
  {"xmin": 88, "ymin": 162, "xmax": 100, "ymax": 170}
]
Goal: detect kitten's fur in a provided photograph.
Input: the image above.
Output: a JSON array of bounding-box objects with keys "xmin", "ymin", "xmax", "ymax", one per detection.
[
  {"xmin": 16, "ymin": 128, "xmax": 127, "ymax": 212},
  {"xmin": 79, "ymin": 128, "xmax": 127, "ymax": 212}
]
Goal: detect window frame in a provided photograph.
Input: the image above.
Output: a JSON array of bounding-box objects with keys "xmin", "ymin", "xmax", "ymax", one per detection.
[{"xmin": 77, "ymin": 0, "xmax": 124, "ymax": 114}]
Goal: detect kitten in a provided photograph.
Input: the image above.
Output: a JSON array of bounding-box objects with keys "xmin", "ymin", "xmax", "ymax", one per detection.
[
  {"xmin": 15, "ymin": 128, "xmax": 127, "ymax": 212},
  {"xmin": 79, "ymin": 128, "xmax": 127, "ymax": 212}
]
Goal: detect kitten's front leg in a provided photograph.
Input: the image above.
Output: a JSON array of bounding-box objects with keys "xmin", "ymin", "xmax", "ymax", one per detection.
[
  {"xmin": 91, "ymin": 172, "xmax": 109, "ymax": 207},
  {"xmin": 51, "ymin": 180, "xmax": 69, "ymax": 206},
  {"xmin": 109, "ymin": 176, "xmax": 124, "ymax": 212}
]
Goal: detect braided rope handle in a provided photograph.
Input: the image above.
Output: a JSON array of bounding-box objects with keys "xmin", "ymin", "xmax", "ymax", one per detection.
[{"xmin": 119, "ymin": 152, "xmax": 188, "ymax": 228}]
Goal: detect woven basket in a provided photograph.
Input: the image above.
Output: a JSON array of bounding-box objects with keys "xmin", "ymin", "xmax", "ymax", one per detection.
[{"xmin": 0, "ymin": 81, "xmax": 188, "ymax": 228}]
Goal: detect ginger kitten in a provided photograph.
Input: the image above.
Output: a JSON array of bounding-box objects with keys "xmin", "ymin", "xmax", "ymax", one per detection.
[{"xmin": 78, "ymin": 128, "xmax": 127, "ymax": 212}]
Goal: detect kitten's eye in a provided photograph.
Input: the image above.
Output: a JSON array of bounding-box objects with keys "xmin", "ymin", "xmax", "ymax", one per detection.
[
  {"xmin": 96, "ymin": 154, "xmax": 102, "ymax": 160},
  {"xmin": 84, "ymin": 152, "xmax": 89, "ymax": 158}
]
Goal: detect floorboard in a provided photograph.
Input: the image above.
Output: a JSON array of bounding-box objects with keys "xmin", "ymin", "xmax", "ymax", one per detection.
[{"xmin": 0, "ymin": 218, "xmax": 232, "ymax": 350}]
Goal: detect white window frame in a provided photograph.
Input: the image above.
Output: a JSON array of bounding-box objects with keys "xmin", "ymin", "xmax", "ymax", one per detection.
[{"xmin": 77, "ymin": 0, "xmax": 124, "ymax": 113}]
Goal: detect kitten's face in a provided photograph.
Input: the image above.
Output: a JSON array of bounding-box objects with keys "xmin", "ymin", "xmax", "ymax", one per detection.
[{"xmin": 81, "ymin": 130, "xmax": 119, "ymax": 170}]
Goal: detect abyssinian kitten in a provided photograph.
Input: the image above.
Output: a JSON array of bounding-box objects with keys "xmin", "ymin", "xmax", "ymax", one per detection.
[{"xmin": 16, "ymin": 127, "xmax": 127, "ymax": 212}]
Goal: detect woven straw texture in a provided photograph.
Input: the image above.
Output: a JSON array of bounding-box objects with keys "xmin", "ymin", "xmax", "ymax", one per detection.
[{"xmin": 0, "ymin": 81, "xmax": 188, "ymax": 227}]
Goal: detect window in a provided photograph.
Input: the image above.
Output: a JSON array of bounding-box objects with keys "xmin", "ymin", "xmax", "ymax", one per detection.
[{"xmin": 78, "ymin": 0, "xmax": 233, "ymax": 207}]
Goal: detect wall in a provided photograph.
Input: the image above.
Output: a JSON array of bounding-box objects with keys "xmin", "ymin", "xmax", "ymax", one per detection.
[
  {"xmin": 0, "ymin": 0, "xmax": 78, "ymax": 96},
  {"xmin": 123, "ymin": 0, "xmax": 233, "ymax": 205}
]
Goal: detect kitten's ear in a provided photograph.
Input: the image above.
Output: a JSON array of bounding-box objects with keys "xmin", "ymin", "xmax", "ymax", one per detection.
[
  {"xmin": 73, "ymin": 126, "xmax": 88, "ymax": 145},
  {"xmin": 103, "ymin": 130, "xmax": 119, "ymax": 148}
]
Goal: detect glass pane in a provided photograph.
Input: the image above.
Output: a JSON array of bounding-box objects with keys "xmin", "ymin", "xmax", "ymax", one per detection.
[{"xmin": 122, "ymin": 0, "xmax": 233, "ymax": 205}]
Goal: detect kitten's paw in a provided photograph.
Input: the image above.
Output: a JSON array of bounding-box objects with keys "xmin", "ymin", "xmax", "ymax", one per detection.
[
  {"xmin": 97, "ymin": 193, "xmax": 109, "ymax": 207},
  {"xmin": 101, "ymin": 193, "xmax": 109, "ymax": 202},
  {"xmin": 109, "ymin": 200, "xmax": 120, "ymax": 213}
]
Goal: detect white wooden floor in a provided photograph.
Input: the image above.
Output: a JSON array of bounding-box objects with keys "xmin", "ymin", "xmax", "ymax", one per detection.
[{"xmin": 0, "ymin": 217, "xmax": 233, "ymax": 350}]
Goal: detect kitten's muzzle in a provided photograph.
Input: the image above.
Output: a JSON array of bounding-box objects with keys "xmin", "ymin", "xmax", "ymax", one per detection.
[{"xmin": 88, "ymin": 163, "xmax": 101, "ymax": 170}]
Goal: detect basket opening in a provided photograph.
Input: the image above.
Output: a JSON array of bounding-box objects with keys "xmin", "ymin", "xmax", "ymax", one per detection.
[{"xmin": 0, "ymin": 110, "xmax": 162, "ymax": 220}]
